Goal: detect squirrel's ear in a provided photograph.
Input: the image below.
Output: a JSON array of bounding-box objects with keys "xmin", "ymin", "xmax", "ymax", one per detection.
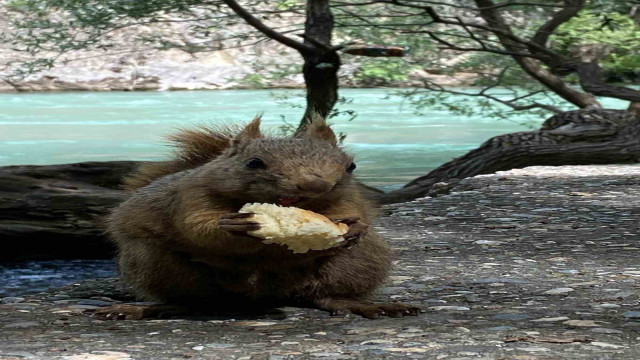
[
  {"xmin": 232, "ymin": 115, "xmax": 263, "ymax": 145},
  {"xmin": 301, "ymin": 113, "xmax": 338, "ymax": 146}
]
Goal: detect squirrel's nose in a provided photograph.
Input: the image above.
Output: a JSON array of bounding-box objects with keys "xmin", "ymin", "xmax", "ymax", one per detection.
[{"xmin": 296, "ymin": 178, "xmax": 332, "ymax": 193}]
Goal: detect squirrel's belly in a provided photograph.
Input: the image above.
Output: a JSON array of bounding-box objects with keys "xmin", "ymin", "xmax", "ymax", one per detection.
[{"xmin": 117, "ymin": 233, "xmax": 390, "ymax": 304}]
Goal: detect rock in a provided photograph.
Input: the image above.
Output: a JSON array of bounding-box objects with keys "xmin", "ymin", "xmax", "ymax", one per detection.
[
  {"xmin": 492, "ymin": 313, "xmax": 530, "ymax": 320},
  {"xmin": 428, "ymin": 306, "xmax": 470, "ymax": 311},
  {"xmin": 424, "ymin": 299, "xmax": 447, "ymax": 304},
  {"xmin": 205, "ymin": 343, "xmax": 236, "ymax": 348},
  {"xmin": 486, "ymin": 326, "xmax": 517, "ymax": 331},
  {"xmin": 63, "ymin": 351, "xmax": 132, "ymax": 360},
  {"xmin": 310, "ymin": 353, "xmax": 351, "ymax": 359},
  {"xmin": 389, "ymin": 276, "xmax": 413, "ymax": 283},
  {"xmin": 380, "ymin": 287, "xmax": 406, "ymax": 295},
  {"xmin": 609, "ymin": 291, "xmax": 634, "ymax": 299},
  {"xmin": 386, "ymin": 347, "xmax": 428, "ymax": 353},
  {"xmin": 623, "ymin": 311, "xmax": 640, "ymax": 319},
  {"xmin": 2, "ymin": 321, "xmax": 42, "ymax": 328},
  {"xmin": 235, "ymin": 321, "xmax": 279, "ymax": 327},
  {"xmin": 474, "ymin": 240, "xmax": 503, "ymax": 245},
  {"xmin": 543, "ymin": 288, "xmax": 574, "ymax": 295},
  {"xmin": 472, "ymin": 278, "xmax": 529, "ymax": 284},
  {"xmin": 558, "ymin": 270, "xmax": 580, "ymax": 274},
  {"xmin": 594, "ymin": 303, "xmax": 621, "ymax": 309},
  {"xmin": 563, "ymin": 320, "xmax": 600, "ymax": 327},
  {"xmin": 531, "ymin": 317, "xmax": 570, "ymax": 322},
  {"xmin": 76, "ymin": 299, "xmax": 117, "ymax": 307},
  {"xmin": 517, "ymin": 346, "xmax": 550, "ymax": 352},
  {"xmin": 1, "ymin": 297, "xmax": 25, "ymax": 304},
  {"xmin": 590, "ymin": 328, "xmax": 623, "ymax": 334},
  {"xmin": 590, "ymin": 342, "xmax": 626, "ymax": 349}
]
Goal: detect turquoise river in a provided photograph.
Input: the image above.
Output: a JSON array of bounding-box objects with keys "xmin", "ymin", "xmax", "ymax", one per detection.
[{"xmin": 0, "ymin": 88, "xmax": 629, "ymax": 190}]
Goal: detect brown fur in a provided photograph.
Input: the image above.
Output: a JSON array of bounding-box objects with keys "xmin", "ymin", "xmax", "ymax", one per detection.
[
  {"xmin": 108, "ymin": 116, "xmax": 419, "ymax": 318},
  {"xmin": 123, "ymin": 116, "xmax": 263, "ymax": 190}
]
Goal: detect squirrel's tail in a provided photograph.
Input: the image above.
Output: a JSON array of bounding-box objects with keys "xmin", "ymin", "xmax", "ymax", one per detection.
[{"xmin": 122, "ymin": 124, "xmax": 239, "ymax": 190}]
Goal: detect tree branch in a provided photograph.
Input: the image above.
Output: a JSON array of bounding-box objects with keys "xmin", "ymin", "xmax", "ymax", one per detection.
[
  {"xmin": 472, "ymin": 0, "xmax": 600, "ymax": 108},
  {"xmin": 419, "ymin": 5, "xmax": 562, "ymax": 59},
  {"xmin": 531, "ymin": 0, "xmax": 585, "ymax": 48},
  {"xmin": 221, "ymin": 0, "xmax": 313, "ymax": 53},
  {"xmin": 331, "ymin": 0, "xmax": 563, "ymax": 11},
  {"xmin": 478, "ymin": 1, "xmax": 565, "ymax": 10},
  {"xmin": 420, "ymin": 76, "xmax": 564, "ymax": 114},
  {"xmin": 576, "ymin": 62, "xmax": 640, "ymax": 103},
  {"xmin": 426, "ymin": 32, "xmax": 548, "ymax": 60}
]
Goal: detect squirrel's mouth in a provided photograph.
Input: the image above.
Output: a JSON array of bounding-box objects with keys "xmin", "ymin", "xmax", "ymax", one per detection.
[{"xmin": 276, "ymin": 196, "xmax": 303, "ymax": 206}]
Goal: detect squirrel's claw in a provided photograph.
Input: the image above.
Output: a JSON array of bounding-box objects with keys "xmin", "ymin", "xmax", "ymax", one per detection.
[
  {"xmin": 331, "ymin": 216, "xmax": 361, "ymax": 226},
  {"xmin": 219, "ymin": 212, "xmax": 255, "ymax": 219},
  {"xmin": 315, "ymin": 298, "xmax": 421, "ymax": 319},
  {"xmin": 330, "ymin": 217, "xmax": 367, "ymax": 244},
  {"xmin": 342, "ymin": 220, "xmax": 369, "ymax": 245},
  {"xmin": 218, "ymin": 212, "xmax": 261, "ymax": 232}
]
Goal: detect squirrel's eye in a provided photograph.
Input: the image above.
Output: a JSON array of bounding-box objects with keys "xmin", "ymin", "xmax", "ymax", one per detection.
[
  {"xmin": 246, "ymin": 157, "xmax": 266, "ymax": 169},
  {"xmin": 347, "ymin": 162, "xmax": 356, "ymax": 173}
]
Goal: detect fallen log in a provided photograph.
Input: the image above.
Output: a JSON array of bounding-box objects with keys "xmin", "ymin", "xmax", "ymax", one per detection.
[
  {"xmin": 379, "ymin": 109, "xmax": 640, "ymax": 203},
  {"xmin": 0, "ymin": 162, "xmax": 137, "ymax": 261}
]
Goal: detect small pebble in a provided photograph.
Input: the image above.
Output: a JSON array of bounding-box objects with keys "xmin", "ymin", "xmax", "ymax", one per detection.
[
  {"xmin": 543, "ymin": 288, "xmax": 574, "ymax": 295},
  {"xmin": 428, "ymin": 306, "xmax": 470, "ymax": 311},
  {"xmin": 595, "ymin": 303, "xmax": 621, "ymax": 309},
  {"xmin": 590, "ymin": 328, "xmax": 623, "ymax": 334},
  {"xmin": 531, "ymin": 316, "xmax": 570, "ymax": 322},
  {"xmin": 591, "ymin": 342, "xmax": 626, "ymax": 349},
  {"xmin": 623, "ymin": 311, "xmax": 640, "ymax": 319},
  {"xmin": 3, "ymin": 321, "xmax": 41, "ymax": 328},
  {"xmin": 1, "ymin": 297, "xmax": 25, "ymax": 304}
]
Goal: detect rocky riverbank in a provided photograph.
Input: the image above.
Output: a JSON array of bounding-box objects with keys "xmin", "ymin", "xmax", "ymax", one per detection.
[
  {"xmin": 0, "ymin": 6, "xmax": 475, "ymax": 93},
  {"xmin": 0, "ymin": 45, "xmax": 476, "ymax": 92},
  {"xmin": 1, "ymin": 164, "xmax": 639, "ymax": 359}
]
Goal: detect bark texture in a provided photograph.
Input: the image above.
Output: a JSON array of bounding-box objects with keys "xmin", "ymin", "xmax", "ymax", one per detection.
[
  {"xmin": 0, "ymin": 162, "xmax": 136, "ymax": 261},
  {"xmin": 379, "ymin": 109, "xmax": 640, "ymax": 204},
  {"xmin": 300, "ymin": 0, "xmax": 340, "ymax": 129}
]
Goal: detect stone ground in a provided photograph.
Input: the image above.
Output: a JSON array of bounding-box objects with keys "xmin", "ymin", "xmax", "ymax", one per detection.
[{"xmin": 1, "ymin": 165, "xmax": 639, "ymax": 360}]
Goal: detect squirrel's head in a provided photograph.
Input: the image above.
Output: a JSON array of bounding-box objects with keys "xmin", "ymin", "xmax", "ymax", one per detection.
[{"xmin": 199, "ymin": 115, "xmax": 357, "ymax": 208}]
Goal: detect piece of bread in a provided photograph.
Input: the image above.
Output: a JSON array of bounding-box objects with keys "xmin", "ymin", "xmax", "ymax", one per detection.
[{"xmin": 239, "ymin": 203, "xmax": 349, "ymax": 253}]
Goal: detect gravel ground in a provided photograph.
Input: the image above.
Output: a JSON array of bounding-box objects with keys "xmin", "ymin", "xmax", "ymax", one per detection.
[{"xmin": 1, "ymin": 165, "xmax": 639, "ymax": 360}]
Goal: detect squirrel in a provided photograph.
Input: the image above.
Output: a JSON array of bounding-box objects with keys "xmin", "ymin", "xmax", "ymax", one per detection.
[{"xmin": 104, "ymin": 115, "xmax": 420, "ymax": 319}]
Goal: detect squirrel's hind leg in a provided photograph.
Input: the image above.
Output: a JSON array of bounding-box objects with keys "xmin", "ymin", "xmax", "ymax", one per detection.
[{"xmin": 314, "ymin": 298, "xmax": 421, "ymax": 319}]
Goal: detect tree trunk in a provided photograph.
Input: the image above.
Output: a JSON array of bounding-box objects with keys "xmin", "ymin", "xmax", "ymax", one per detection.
[
  {"xmin": 0, "ymin": 162, "xmax": 137, "ymax": 261},
  {"xmin": 301, "ymin": 50, "xmax": 340, "ymax": 124},
  {"xmin": 378, "ymin": 109, "xmax": 640, "ymax": 204},
  {"xmin": 298, "ymin": 0, "xmax": 340, "ymax": 132},
  {"xmin": 575, "ymin": 62, "xmax": 640, "ymax": 103}
]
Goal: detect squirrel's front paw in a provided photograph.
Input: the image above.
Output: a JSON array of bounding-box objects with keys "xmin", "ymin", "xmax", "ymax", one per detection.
[
  {"xmin": 218, "ymin": 212, "xmax": 262, "ymax": 232},
  {"xmin": 332, "ymin": 217, "xmax": 369, "ymax": 246}
]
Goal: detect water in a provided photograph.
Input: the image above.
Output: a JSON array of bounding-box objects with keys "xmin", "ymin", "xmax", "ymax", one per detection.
[
  {"xmin": 3, "ymin": 88, "xmax": 628, "ymax": 189},
  {"xmin": 0, "ymin": 260, "xmax": 116, "ymax": 297}
]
